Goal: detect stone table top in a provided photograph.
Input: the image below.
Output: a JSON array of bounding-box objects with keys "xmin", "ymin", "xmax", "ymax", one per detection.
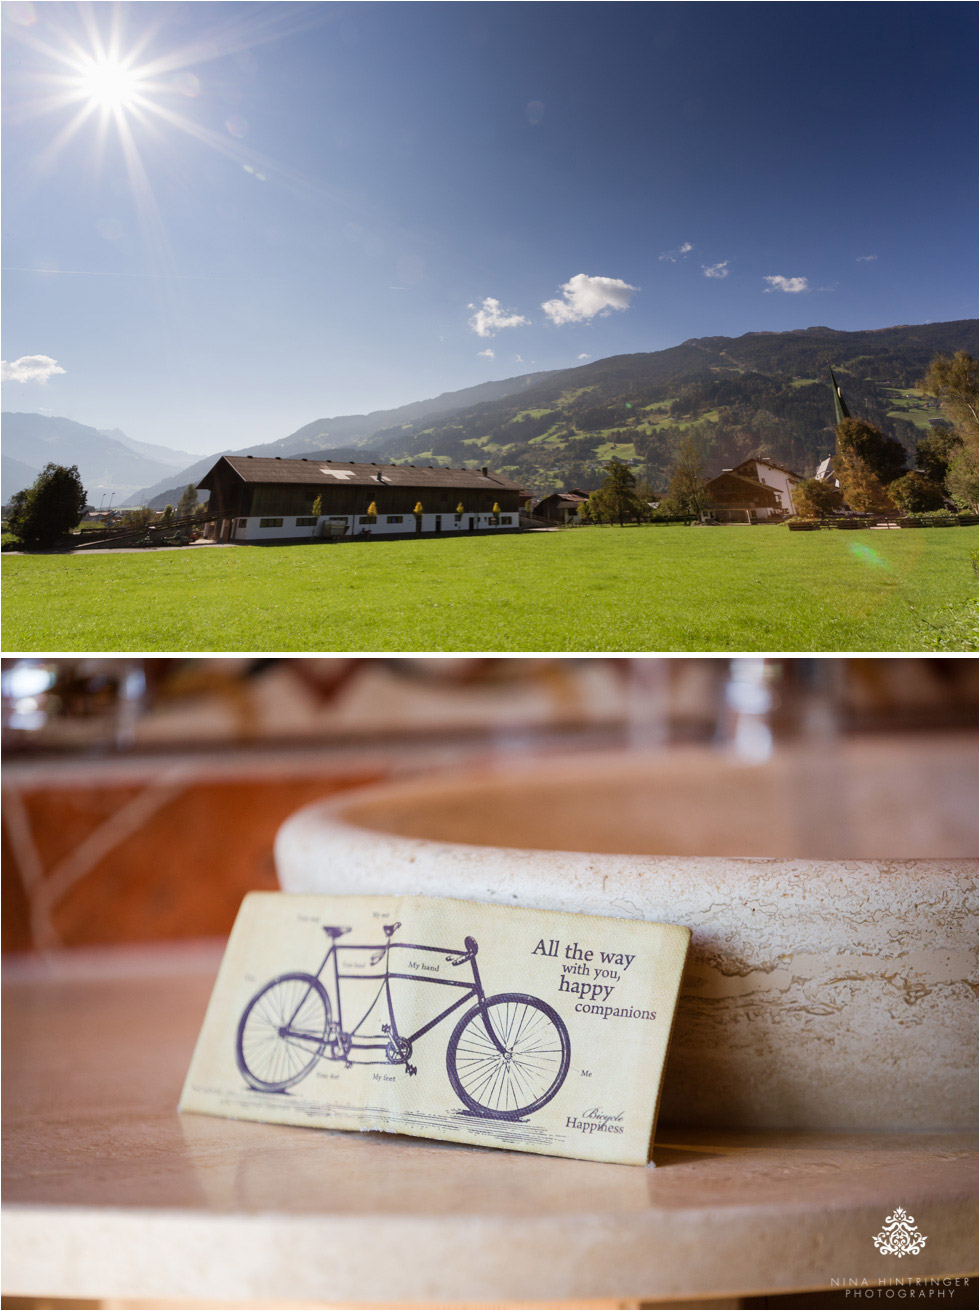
[{"xmin": 2, "ymin": 943, "xmax": 976, "ymax": 1306}]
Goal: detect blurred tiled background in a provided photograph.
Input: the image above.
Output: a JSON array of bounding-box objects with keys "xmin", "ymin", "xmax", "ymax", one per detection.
[{"xmin": 3, "ymin": 657, "xmax": 976, "ymax": 955}]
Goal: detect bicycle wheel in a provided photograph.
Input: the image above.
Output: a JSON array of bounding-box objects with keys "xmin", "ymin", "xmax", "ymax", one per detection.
[
  {"xmin": 235, "ymin": 972, "xmax": 330, "ymax": 1092},
  {"xmin": 446, "ymin": 992, "xmax": 570, "ymax": 1120}
]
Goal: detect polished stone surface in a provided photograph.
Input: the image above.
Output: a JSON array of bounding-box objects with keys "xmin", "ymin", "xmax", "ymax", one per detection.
[{"xmin": 2, "ymin": 945, "xmax": 976, "ymax": 1305}]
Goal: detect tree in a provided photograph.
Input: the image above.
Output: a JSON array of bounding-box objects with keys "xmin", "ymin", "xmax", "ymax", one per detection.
[
  {"xmin": 6, "ymin": 463, "xmax": 87, "ymax": 546},
  {"xmin": 596, "ymin": 458, "xmax": 646, "ymax": 526},
  {"xmin": 162, "ymin": 505, "xmax": 174, "ymax": 524},
  {"xmin": 122, "ymin": 506, "xmax": 153, "ymax": 532},
  {"xmin": 792, "ymin": 478, "xmax": 844, "ymax": 518},
  {"xmin": 176, "ymin": 484, "xmax": 199, "ymax": 519},
  {"xmin": 633, "ymin": 477, "xmax": 657, "ymax": 521},
  {"xmin": 835, "ymin": 457, "xmax": 895, "ymax": 513},
  {"xmin": 835, "ymin": 418, "xmax": 905, "ymax": 512},
  {"xmin": 888, "ymin": 471, "xmax": 946, "ymax": 515},
  {"xmin": 946, "ymin": 441, "xmax": 979, "ymax": 513},
  {"xmin": 660, "ymin": 436, "xmax": 707, "ymax": 518},
  {"xmin": 920, "ymin": 351, "xmax": 978, "ymax": 438},
  {"xmin": 835, "ymin": 418, "xmax": 907, "ymax": 484},
  {"xmin": 920, "ymin": 352, "xmax": 978, "ymax": 512},
  {"xmin": 311, "ymin": 494, "xmax": 323, "ymax": 518},
  {"xmin": 915, "ymin": 426, "xmax": 962, "ymax": 485}
]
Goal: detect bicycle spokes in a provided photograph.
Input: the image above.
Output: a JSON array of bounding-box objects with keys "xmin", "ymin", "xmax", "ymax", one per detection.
[
  {"xmin": 236, "ymin": 973, "xmax": 330, "ymax": 1092},
  {"xmin": 447, "ymin": 994, "xmax": 570, "ymax": 1120}
]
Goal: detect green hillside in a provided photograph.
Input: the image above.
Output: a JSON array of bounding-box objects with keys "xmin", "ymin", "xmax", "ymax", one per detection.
[{"xmin": 345, "ymin": 320, "xmax": 976, "ymax": 497}]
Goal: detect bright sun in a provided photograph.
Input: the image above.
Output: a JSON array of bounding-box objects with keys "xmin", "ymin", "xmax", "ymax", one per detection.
[{"xmin": 78, "ymin": 58, "xmax": 141, "ymax": 110}]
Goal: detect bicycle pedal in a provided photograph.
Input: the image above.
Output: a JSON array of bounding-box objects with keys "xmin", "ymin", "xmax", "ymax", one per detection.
[
  {"xmin": 405, "ymin": 1063, "xmax": 417, "ymax": 1076},
  {"xmin": 345, "ymin": 1061, "xmax": 353, "ymax": 1070}
]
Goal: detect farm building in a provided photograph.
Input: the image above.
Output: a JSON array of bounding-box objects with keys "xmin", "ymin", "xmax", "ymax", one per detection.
[
  {"xmin": 533, "ymin": 489, "xmax": 593, "ymax": 523},
  {"xmin": 197, "ymin": 456, "xmax": 522, "ymax": 542},
  {"xmin": 702, "ymin": 456, "xmax": 803, "ymax": 522}
]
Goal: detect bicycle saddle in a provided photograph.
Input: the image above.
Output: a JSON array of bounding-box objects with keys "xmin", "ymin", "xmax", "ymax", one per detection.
[
  {"xmin": 322, "ymin": 925, "xmax": 351, "ymax": 938},
  {"xmin": 382, "ymin": 922, "xmax": 402, "ymax": 938}
]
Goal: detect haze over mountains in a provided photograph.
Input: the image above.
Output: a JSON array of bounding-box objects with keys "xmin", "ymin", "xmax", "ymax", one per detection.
[
  {"xmin": 4, "ymin": 320, "xmax": 974, "ymax": 509},
  {"xmin": 0, "ymin": 413, "xmax": 196, "ymax": 505},
  {"xmin": 131, "ymin": 369, "xmax": 555, "ymax": 507}
]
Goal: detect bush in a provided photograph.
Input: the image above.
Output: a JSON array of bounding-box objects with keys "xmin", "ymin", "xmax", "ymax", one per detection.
[
  {"xmin": 889, "ymin": 471, "xmax": 946, "ymax": 514},
  {"xmin": 792, "ymin": 478, "xmax": 843, "ymax": 519}
]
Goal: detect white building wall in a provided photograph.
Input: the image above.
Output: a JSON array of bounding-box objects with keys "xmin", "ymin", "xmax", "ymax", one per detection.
[
  {"xmin": 230, "ymin": 512, "xmax": 517, "ymax": 541},
  {"xmin": 749, "ymin": 462, "xmax": 798, "ymax": 513}
]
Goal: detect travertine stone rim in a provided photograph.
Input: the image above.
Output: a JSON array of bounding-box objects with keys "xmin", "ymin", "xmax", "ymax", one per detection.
[{"xmin": 274, "ymin": 744, "xmax": 977, "ymax": 1132}]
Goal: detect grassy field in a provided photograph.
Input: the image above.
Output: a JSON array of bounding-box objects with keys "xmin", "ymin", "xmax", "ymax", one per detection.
[{"xmin": 2, "ymin": 527, "xmax": 976, "ymax": 652}]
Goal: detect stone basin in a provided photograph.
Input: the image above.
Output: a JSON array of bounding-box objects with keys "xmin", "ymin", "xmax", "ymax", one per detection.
[{"xmin": 275, "ymin": 735, "xmax": 978, "ymax": 1133}]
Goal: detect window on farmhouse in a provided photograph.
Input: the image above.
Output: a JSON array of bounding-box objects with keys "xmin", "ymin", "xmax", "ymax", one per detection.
[
  {"xmin": 238, "ymin": 519, "xmax": 246, "ymax": 528},
  {"xmin": 259, "ymin": 518, "xmax": 284, "ymax": 528},
  {"xmin": 295, "ymin": 517, "xmax": 317, "ymax": 526},
  {"xmin": 387, "ymin": 515, "xmax": 404, "ymax": 524}
]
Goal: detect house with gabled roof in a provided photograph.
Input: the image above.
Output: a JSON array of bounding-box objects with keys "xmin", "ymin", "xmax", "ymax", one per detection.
[
  {"xmin": 702, "ymin": 455, "xmax": 803, "ymax": 522},
  {"xmin": 533, "ymin": 489, "xmax": 593, "ymax": 523},
  {"xmin": 197, "ymin": 455, "xmax": 522, "ymax": 542},
  {"xmin": 729, "ymin": 457, "xmax": 803, "ymax": 514}
]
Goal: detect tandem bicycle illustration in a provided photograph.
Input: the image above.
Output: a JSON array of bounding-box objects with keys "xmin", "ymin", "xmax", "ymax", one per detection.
[{"xmin": 235, "ymin": 922, "xmax": 571, "ymax": 1120}]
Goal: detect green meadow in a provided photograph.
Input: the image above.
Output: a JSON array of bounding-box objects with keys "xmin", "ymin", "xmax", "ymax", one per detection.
[{"xmin": 2, "ymin": 527, "xmax": 976, "ymax": 652}]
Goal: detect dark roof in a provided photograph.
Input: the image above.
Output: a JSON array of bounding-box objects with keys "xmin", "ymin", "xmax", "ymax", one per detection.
[
  {"xmin": 704, "ymin": 470, "xmax": 780, "ymax": 501},
  {"xmin": 198, "ymin": 455, "xmax": 521, "ymax": 492},
  {"xmin": 733, "ymin": 456, "xmax": 803, "ymax": 480},
  {"xmin": 537, "ymin": 491, "xmax": 590, "ymax": 505}
]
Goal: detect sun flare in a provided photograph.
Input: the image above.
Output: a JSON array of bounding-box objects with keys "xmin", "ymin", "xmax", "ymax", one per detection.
[{"xmin": 77, "ymin": 57, "xmax": 141, "ymax": 110}]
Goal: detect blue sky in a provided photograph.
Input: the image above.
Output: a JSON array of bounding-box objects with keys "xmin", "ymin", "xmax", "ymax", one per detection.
[{"xmin": 2, "ymin": 0, "xmax": 977, "ymax": 455}]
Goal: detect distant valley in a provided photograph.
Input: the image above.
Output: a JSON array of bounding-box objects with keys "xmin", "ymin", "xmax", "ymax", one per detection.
[{"xmin": 1, "ymin": 413, "xmax": 196, "ymax": 504}]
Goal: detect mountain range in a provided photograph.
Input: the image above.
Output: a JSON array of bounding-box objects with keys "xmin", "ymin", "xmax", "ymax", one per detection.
[
  {"xmin": 133, "ymin": 369, "xmax": 554, "ymax": 507},
  {"xmin": 338, "ymin": 319, "xmax": 976, "ymax": 496},
  {"xmin": 0, "ymin": 413, "xmax": 196, "ymax": 505},
  {"xmin": 3, "ymin": 319, "xmax": 974, "ymax": 509}
]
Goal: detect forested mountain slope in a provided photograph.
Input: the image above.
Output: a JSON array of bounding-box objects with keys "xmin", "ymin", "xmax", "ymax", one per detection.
[{"xmin": 348, "ymin": 320, "xmax": 976, "ymax": 494}]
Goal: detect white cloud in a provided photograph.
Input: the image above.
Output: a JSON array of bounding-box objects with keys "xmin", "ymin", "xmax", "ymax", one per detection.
[
  {"xmin": 513, "ymin": 354, "xmax": 524, "ymax": 363},
  {"xmin": 1, "ymin": 354, "xmax": 66, "ymax": 383},
  {"xmin": 856, "ymin": 254, "xmax": 877, "ymax": 262},
  {"xmin": 577, "ymin": 353, "xmax": 591, "ymax": 359},
  {"xmin": 467, "ymin": 297, "xmax": 529, "ymax": 337},
  {"xmin": 702, "ymin": 261, "xmax": 729, "ymax": 279},
  {"xmin": 477, "ymin": 348, "xmax": 495, "ymax": 358},
  {"xmin": 542, "ymin": 273, "xmax": 638, "ymax": 325},
  {"xmin": 659, "ymin": 241, "xmax": 694, "ymax": 263},
  {"xmin": 763, "ymin": 275, "xmax": 809, "ymax": 294}
]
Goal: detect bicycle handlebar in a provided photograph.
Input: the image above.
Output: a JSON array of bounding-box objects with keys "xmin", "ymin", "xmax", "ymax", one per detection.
[{"xmin": 447, "ymin": 936, "xmax": 479, "ymax": 966}]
